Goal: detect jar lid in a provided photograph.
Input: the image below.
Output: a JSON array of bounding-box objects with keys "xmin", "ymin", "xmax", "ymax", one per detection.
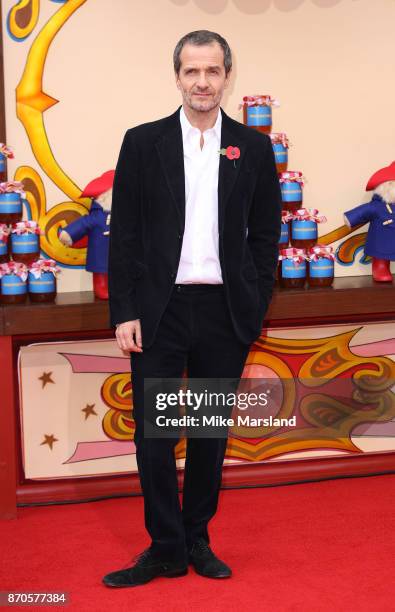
[
  {"xmin": 239, "ymin": 95, "xmax": 280, "ymax": 109},
  {"xmin": 0, "ymin": 144, "xmax": 14, "ymax": 159},
  {"xmin": 0, "ymin": 180, "xmax": 25, "ymax": 196},
  {"xmin": 0, "ymin": 260, "xmax": 28, "ymax": 280},
  {"xmin": 279, "ymin": 171, "xmax": 304, "ymax": 185},
  {"xmin": 270, "ymin": 133, "xmax": 290, "ymax": 147},
  {"xmin": 0, "ymin": 224, "xmax": 10, "ymax": 238},
  {"xmin": 281, "ymin": 210, "xmax": 293, "ymax": 223},
  {"xmin": 308, "ymin": 244, "xmax": 335, "ymax": 261},
  {"xmin": 279, "ymin": 247, "xmax": 307, "ymax": 262},
  {"xmin": 28, "ymin": 258, "xmax": 60, "ymax": 278},
  {"xmin": 11, "ymin": 220, "xmax": 41, "ymax": 235},
  {"xmin": 292, "ymin": 208, "xmax": 327, "ymax": 223}
]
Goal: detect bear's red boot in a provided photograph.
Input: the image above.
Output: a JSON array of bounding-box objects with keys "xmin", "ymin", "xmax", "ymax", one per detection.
[
  {"xmin": 93, "ymin": 272, "xmax": 109, "ymax": 299},
  {"xmin": 372, "ymin": 258, "xmax": 393, "ymax": 282}
]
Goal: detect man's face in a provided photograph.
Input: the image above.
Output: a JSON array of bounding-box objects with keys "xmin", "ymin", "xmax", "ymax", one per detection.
[{"xmin": 175, "ymin": 42, "xmax": 230, "ymax": 113}]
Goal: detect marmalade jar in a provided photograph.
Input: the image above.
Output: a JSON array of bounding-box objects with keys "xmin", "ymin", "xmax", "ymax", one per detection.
[
  {"xmin": 28, "ymin": 270, "xmax": 57, "ymax": 302},
  {"xmin": 270, "ymin": 133, "xmax": 289, "ymax": 173},
  {"xmin": 307, "ymin": 245, "xmax": 335, "ymax": 287},
  {"xmin": 0, "ymin": 192, "xmax": 23, "ymax": 225},
  {"xmin": 0, "ymin": 152, "xmax": 6, "ymax": 182},
  {"xmin": 279, "ymin": 172, "xmax": 304, "ymax": 212},
  {"xmin": 242, "ymin": 95, "xmax": 277, "ymax": 134},
  {"xmin": 290, "ymin": 208, "xmax": 327, "ymax": 249},
  {"xmin": 11, "ymin": 221, "xmax": 41, "ymax": 264},
  {"xmin": 0, "ymin": 224, "xmax": 10, "ymax": 263},
  {"xmin": 0, "ymin": 145, "xmax": 13, "ymax": 182},
  {"xmin": 0, "ymin": 270, "xmax": 27, "ymax": 303},
  {"xmin": 279, "ymin": 211, "xmax": 292, "ymax": 248},
  {"xmin": 291, "ymin": 219, "xmax": 318, "ymax": 249},
  {"xmin": 278, "ymin": 248, "xmax": 307, "ymax": 289}
]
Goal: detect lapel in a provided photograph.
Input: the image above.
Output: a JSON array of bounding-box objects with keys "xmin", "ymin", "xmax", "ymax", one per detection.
[
  {"xmin": 155, "ymin": 107, "xmax": 185, "ymax": 230},
  {"xmin": 218, "ymin": 108, "xmax": 246, "ymax": 233},
  {"xmin": 155, "ymin": 105, "xmax": 246, "ymax": 233}
]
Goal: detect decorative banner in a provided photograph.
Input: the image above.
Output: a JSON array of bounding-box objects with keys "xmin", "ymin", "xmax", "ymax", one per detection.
[{"xmin": 17, "ymin": 324, "xmax": 395, "ymax": 480}]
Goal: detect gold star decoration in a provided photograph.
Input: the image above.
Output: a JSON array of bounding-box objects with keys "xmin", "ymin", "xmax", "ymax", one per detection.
[
  {"xmin": 82, "ymin": 403, "xmax": 97, "ymax": 420},
  {"xmin": 40, "ymin": 434, "xmax": 58, "ymax": 450},
  {"xmin": 38, "ymin": 371, "xmax": 55, "ymax": 388}
]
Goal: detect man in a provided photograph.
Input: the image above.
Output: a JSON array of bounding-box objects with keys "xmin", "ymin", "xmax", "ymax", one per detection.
[{"xmin": 103, "ymin": 30, "xmax": 281, "ymax": 588}]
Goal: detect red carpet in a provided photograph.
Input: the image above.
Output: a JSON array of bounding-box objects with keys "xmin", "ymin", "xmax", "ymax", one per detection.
[{"xmin": 1, "ymin": 474, "xmax": 394, "ymax": 611}]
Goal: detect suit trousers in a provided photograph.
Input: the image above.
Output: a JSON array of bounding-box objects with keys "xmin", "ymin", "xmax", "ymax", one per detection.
[{"xmin": 130, "ymin": 283, "xmax": 252, "ymax": 564}]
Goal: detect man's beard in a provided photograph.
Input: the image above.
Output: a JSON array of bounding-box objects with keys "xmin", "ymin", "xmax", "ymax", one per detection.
[{"xmin": 181, "ymin": 88, "xmax": 222, "ymax": 113}]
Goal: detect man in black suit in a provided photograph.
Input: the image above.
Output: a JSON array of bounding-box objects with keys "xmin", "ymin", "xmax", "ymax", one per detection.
[{"xmin": 103, "ymin": 30, "xmax": 281, "ymax": 588}]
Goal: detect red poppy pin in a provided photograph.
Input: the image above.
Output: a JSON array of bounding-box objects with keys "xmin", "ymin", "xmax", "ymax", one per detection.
[{"xmin": 219, "ymin": 145, "xmax": 240, "ymax": 168}]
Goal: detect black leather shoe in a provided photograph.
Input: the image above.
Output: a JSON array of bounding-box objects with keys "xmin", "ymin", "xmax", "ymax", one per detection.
[
  {"xmin": 102, "ymin": 547, "xmax": 188, "ymax": 588},
  {"xmin": 188, "ymin": 538, "xmax": 232, "ymax": 578}
]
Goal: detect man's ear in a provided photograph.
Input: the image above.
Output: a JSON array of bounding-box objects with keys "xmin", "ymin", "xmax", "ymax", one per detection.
[
  {"xmin": 175, "ymin": 72, "xmax": 180, "ymax": 90},
  {"xmin": 224, "ymin": 69, "xmax": 232, "ymax": 89}
]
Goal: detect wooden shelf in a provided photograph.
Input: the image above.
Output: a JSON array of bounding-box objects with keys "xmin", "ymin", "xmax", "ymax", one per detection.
[
  {"xmin": 1, "ymin": 275, "xmax": 394, "ymax": 336},
  {"xmin": 266, "ymin": 275, "xmax": 395, "ymax": 323}
]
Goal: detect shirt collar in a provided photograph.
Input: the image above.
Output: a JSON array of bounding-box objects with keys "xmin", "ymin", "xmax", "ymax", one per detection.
[{"xmin": 179, "ymin": 105, "xmax": 222, "ymax": 146}]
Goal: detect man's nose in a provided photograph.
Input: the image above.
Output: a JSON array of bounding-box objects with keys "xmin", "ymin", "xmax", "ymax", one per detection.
[{"xmin": 196, "ymin": 72, "xmax": 209, "ymax": 89}]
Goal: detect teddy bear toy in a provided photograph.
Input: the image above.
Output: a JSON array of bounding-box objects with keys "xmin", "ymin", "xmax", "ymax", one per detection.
[
  {"xmin": 344, "ymin": 161, "xmax": 395, "ymax": 282},
  {"xmin": 59, "ymin": 170, "xmax": 114, "ymax": 299}
]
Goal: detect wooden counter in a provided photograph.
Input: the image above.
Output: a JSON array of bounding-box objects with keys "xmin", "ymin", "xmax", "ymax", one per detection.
[
  {"xmin": 1, "ymin": 276, "xmax": 394, "ymax": 519},
  {"xmin": 1, "ymin": 276, "xmax": 394, "ymax": 336}
]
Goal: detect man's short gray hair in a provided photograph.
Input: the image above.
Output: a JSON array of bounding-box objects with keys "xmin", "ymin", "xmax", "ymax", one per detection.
[{"xmin": 173, "ymin": 30, "xmax": 232, "ymax": 75}]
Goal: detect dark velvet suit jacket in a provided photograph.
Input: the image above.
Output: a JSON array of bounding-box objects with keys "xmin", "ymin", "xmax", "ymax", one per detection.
[{"xmin": 108, "ymin": 105, "xmax": 282, "ymax": 349}]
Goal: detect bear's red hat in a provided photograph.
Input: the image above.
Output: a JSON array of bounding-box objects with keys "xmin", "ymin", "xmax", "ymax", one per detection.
[
  {"xmin": 366, "ymin": 161, "xmax": 395, "ymax": 191},
  {"xmin": 80, "ymin": 170, "xmax": 115, "ymax": 198}
]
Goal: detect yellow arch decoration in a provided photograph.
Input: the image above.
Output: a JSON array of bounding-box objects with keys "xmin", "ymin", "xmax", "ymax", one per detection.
[{"xmin": 15, "ymin": 0, "xmax": 89, "ymax": 207}]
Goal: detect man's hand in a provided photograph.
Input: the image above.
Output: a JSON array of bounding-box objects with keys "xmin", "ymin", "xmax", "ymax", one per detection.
[{"xmin": 115, "ymin": 320, "xmax": 143, "ymax": 352}]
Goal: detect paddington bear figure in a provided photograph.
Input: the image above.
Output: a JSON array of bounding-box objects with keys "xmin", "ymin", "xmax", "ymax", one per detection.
[
  {"xmin": 344, "ymin": 162, "xmax": 395, "ymax": 282},
  {"xmin": 59, "ymin": 170, "xmax": 114, "ymax": 299}
]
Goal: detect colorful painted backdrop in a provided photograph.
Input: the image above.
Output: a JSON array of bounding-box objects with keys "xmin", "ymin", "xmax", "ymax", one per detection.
[
  {"xmin": 18, "ymin": 321, "xmax": 395, "ymax": 479},
  {"xmin": 3, "ymin": 0, "xmax": 395, "ymax": 292}
]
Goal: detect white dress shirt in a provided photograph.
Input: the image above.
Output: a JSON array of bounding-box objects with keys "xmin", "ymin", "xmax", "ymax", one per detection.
[{"xmin": 175, "ymin": 105, "xmax": 223, "ymax": 284}]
